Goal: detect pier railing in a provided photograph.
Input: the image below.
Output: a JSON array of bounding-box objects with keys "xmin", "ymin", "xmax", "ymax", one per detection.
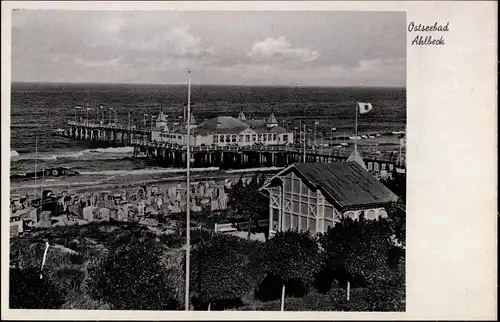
[{"xmin": 67, "ymin": 120, "xmax": 150, "ymax": 134}]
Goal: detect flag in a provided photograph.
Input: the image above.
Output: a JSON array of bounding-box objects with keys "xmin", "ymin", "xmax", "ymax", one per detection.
[
  {"xmin": 99, "ymin": 105, "xmax": 104, "ymax": 109},
  {"xmin": 331, "ymin": 127, "xmax": 336, "ymax": 131},
  {"xmin": 110, "ymin": 107, "xmax": 114, "ymax": 110},
  {"xmin": 75, "ymin": 106, "xmax": 82, "ymax": 109},
  {"xmin": 358, "ymin": 102, "xmax": 373, "ymax": 114},
  {"xmin": 87, "ymin": 107, "xmax": 91, "ymax": 110},
  {"xmin": 314, "ymin": 121, "xmax": 319, "ymax": 125}
]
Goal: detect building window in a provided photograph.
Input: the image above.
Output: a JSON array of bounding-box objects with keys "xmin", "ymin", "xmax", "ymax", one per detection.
[
  {"xmin": 291, "ymin": 214, "xmax": 299, "ymax": 230},
  {"xmin": 284, "ymin": 177, "xmax": 291, "ymax": 191},
  {"xmin": 245, "ymin": 135, "xmax": 250, "ymax": 142},
  {"xmin": 214, "ymin": 135, "xmax": 219, "ymax": 143},
  {"xmin": 378, "ymin": 209, "xmax": 388, "ymax": 218},
  {"xmin": 292, "ymin": 179, "xmax": 300, "ymax": 194},
  {"xmin": 238, "ymin": 135, "xmax": 243, "ymax": 142},
  {"xmin": 300, "ymin": 216, "xmax": 307, "ymax": 231},
  {"xmin": 283, "ymin": 134, "xmax": 289, "ymax": 142},
  {"xmin": 220, "ymin": 135, "xmax": 225, "ymax": 143},
  {"xmin": 263, "ymin": 134, "xmax": 267, "ymax": 142},
  {"xmin": 324, "ymin": 205, "xmax": 334, "ymax": 220},
  {"xmin": 178, "ymin": 135, "xmax": 182, "ymax": 139},
  {"xmin": 258, "ymin": 134, "xmax": 262, "ymax": 142},
  {"xmin": 225, "ymin": 135, "xmax": 230, "ymax": 143},
  {"xmin": 366, "ymin": 210, "xmax": 377, "ymax": 220},
  {"xmin": 283, "ymin": 212, "xmax": 291, "ymax": 230},
  {"xmin": 272, "ymin": 134, "xmax": 277, "ymax": 141},
  {"xmin": 300, "ymin": 202, "xmax": 308, "ymax": 214},
  {"xmin": 309, "ymin": 218, "xmax": 316, "ymax": 235},
  {"xmin": 292, "ymin": 201, "xmax": 299, "ymax": 213},
  {"xmin": 232, "ymin": 135, "xmax": 237, "ymax": 142},
  {"xmin": 268, "ymin": 134, "xmax": 272, "ymax": 141},
  {"xmin": 252, "ymin": 134, "xmax": 256, "ymax": 141}
]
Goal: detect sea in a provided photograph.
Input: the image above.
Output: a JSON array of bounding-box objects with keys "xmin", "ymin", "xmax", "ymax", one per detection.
[{"xmin": 10, "ymin": 82, "xmax": 406, "ymax": 179}]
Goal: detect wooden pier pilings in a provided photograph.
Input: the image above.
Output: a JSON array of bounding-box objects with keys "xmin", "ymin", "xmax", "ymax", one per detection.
[{"xmin": 131, "ymin": 139, "xmax": 399, "ymax": 172}]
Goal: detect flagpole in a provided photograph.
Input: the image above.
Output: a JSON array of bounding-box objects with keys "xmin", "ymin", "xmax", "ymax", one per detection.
[
  {"xmin": 314, "ymin": 121, "xmax": 317, "ymax": 146},
  {"xmin": 185, "ymin": 70, "xmax": 192, "ymax": 311},
  {"xmin": 355, "ymin": 101, "xmax": 358, "ymax": 151},
  {"xmin": 303, "ymin": 124, "xmax": 306, "ymax": 162}
]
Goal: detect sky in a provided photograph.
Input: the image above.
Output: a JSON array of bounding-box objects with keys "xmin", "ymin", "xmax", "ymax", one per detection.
[{"xmin": 11, "ymin": 10, "xmax": 406, "ymax": 87}]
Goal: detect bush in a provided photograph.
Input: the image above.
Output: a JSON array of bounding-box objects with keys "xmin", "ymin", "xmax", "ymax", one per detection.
[
  {"xmin": 318, "ymin": 216, "xmax": 396, "ymax": 291},
  {"xmin": 257, "ymin": 230, "xmax": 320, "ymax": 300},
  {"xmin": 190, "ymin": 232, "xmax": 260, "ymax": 310},
  {"xmin": 84, "ymin": 236, "xmax": 178, "ymax": 310},
  {"xmin": 10, "ymin": 267, "xmax": 65, "ymax": 309}
]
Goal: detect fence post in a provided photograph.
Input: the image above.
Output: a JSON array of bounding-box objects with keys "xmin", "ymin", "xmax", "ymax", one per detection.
[
  {"xmin": 281, "ymin": 283, "xmax": 286, "ymax": 311},
  {"xmin": 347, "ymin": 280, "xmax": 350, "ymax": 301}
]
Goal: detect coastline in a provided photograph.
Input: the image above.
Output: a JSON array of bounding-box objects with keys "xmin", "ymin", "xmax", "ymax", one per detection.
[{"xmin": 10, "ymin": 167, "xmax": 283, "ymax": 197}]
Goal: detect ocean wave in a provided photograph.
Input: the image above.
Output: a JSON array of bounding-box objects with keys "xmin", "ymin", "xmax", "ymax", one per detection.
[
  {"xmin": 87, "ymin": 147, "xmax": 134, "ymax": 154},
  {"xmin": 11, "ymin": 146, "xmax": 134, "ymax": 162}
]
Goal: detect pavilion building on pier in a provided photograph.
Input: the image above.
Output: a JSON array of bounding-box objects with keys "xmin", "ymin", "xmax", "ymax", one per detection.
[{"xmin": 151, "ymin": 111, "xmax": 295, "ymax": 147}]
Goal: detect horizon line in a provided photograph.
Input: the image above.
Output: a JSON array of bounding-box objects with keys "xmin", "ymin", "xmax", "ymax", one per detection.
[{"xmin": 11, "ymin": 81, "xmax": 406, "ymax": 89}]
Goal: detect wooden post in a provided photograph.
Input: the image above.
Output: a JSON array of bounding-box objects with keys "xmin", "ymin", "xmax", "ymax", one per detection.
[
  {"xmin": 281, "ymin": 283, "xmax": 286, "ymax": 311},
  {"xmin": 347, "ymin": 280, "xmax": 350, "ymax": 301},
  {"xmin": 208, "ymin": 302, "xmax": 211, "ymax": 311}
]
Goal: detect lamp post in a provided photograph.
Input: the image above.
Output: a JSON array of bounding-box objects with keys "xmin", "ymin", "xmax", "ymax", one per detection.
[
  {"xmin": 143, "ymin": 113, "xmax": 148, "ymax": 129},
  {"xmin": 109, "ymin": 107, "xmax": 113, "ymax": 125}
]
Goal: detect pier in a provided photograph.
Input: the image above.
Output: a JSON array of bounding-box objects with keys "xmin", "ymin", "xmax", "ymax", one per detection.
[
  {"xmin": 131, "ymin": 139, "xmax": 400, "ymax": 172},
  {"xmin": 65, "ymin": 121, "xmax": 150, "ymax": 146},
  {"xmin": 61, "ymin": 120, "xmax": 403, "ymax": 172}
]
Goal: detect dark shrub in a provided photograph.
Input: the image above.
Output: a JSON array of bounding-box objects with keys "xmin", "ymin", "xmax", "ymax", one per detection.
[
  {"xmin": 257, "ymin": 230, "xmax": 320, "ymax": 301},
  {"xmin": 84, "ymin": 236, "xmax": 177, "ymax": 310},
  {"xmin": 10, "ymin": 267, "xmax": 65, "ymax": 309}
]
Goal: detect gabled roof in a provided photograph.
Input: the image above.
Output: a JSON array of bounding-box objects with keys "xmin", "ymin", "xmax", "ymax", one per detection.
[
  {"xmin": 266, "ymin": 113, "xmax": 278, "ymax": 125},
  {"xmin": 261, "ymin": 162, "xmax": 398, "ymax": 211},
  {"xmin": 347, "ymin": 148, "xmax": 367, "ymax": 170},
  {"xmin": 156, "ymin": 111, "xmax": 168, "ymax": 122}
]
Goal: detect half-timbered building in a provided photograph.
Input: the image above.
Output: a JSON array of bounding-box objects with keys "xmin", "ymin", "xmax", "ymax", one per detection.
[{"xmin": 260, "ymin": 162, "xmax": 399, "ymax": 237}]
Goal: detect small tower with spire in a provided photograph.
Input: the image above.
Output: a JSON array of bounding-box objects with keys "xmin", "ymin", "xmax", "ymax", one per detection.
[
  {"xmin": 347, "ymin": 148, "xmax": 367, "ymax": 170},
  {"xmin": 266, "ymin": 113, "xmax": 279, "ymax": 129},
  {"xmin": 186, "ymin": 113, "xmax": 197, "ymax": 129},
  {"xmin": 237, "ymin": 111, "xmax": 247, "ymax": 122},
  {"xmin": 155, "ymin": 111, "xmax": 168, "ymax": 130}
]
